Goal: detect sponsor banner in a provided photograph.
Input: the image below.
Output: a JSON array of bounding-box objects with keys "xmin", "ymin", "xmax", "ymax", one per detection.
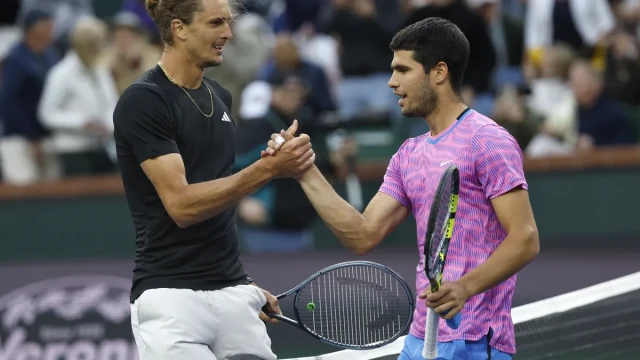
[{"xmin": 0, "ymin": 275, "xmax": 137, "ymax": 360}]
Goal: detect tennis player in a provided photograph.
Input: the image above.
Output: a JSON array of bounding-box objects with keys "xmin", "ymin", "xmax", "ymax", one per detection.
[
  {"xmin": 112, "ymin": 0, "xmax": 316, "ymax": 359},
  {"xmin": 264, "ymin": 18, "xmax": 539, "ymax": 359}
]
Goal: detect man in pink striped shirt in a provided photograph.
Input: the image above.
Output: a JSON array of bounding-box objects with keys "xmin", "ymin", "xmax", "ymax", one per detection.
[{"xmin": 262, "ymin": 17, "xmax": 539, "ymax": 359}]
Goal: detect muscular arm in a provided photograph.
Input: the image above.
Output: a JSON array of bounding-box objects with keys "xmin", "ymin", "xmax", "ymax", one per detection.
[
  {"xmin": 298, "ymin": 165, "xmax": 410, "ymax": 255},
  {"xmin": 458, "ymin": 126, "xmax": 540, "ymax": 297},
  {"xmin": 458, "ymin": 189, "xmax": 540, "ymax": 297},
  {"xmin": 141, "ymin": 153, "xmax": 275, "ymax": 228},
  {"xmin": 115, "ymin": 85, "xmax": 312, "ymax": 229}
]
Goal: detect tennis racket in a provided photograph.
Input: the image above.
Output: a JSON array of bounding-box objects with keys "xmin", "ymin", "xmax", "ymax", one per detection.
[
  {"xmin": 422, "ymin": 164, "xmax": 462, "ymax": 359},
  {"xmin": 267, "ymin": 261, "xmax": 414, "ymax": 349}
]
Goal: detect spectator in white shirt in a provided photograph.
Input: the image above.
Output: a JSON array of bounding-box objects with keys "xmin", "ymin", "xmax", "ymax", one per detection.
[{"xmin": 38, "ymin": 16, "xmax": 118, "ymax": 177}]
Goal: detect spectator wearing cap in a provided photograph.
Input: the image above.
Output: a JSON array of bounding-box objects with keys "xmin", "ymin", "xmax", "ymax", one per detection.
[
  {"xmin": 100, "ymin": 11, "xmax": 162, "ymax": 95},
  {"xmin": 38, "ymin": 16, "xmax": 118, "ymax": 177},
  {"xmin": 0, "ymin": 10, "xmax": 59, "ymax": 185}
]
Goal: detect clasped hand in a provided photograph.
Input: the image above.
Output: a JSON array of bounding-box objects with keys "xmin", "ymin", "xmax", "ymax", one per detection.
[
  {"xmin": 260, "ymin": 119, "xmax": 315, "ymax": 178},
  {"xmin": 419, "ymin": 280, "xmax": 470, "ymax": 320}
]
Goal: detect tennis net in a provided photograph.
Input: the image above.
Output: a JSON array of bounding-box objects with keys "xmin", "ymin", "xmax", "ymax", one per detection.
[{"xmin": 283, "ymin": 271, "xmax": 640, "ymax": 360}]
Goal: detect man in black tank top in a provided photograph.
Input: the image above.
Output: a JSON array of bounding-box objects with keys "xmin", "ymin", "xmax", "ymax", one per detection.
[{"xmin": 112, "ymin": 0, "xmax": 315, "ymax": 358}]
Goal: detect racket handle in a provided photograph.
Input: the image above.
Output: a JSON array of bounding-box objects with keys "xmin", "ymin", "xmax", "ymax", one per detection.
[{"xmin": 422, "ymin": 308, "xmax": 439, "ymax": 359}]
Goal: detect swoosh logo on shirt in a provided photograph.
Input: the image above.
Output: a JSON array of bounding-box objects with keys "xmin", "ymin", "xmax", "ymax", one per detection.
[{"xmin": 440, "ymin": 160, "xmax": 453, "ymax": 166}]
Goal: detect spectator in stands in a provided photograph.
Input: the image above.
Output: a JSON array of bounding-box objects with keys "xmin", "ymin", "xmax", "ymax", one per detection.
[
  {"xmin": 603, "ymin": 28, "xmax": 640, "ymax": 107},
  {"xmin": 323, "ymin": 0, "xmax": 402, "ymax": 119},
  {"xmin": 289, "ymin": 23, "xmax": 342, "ymax": 101},
  {"xmin": 20, "ymin": 0, "xmax": 95, "ymax": 55},
  {"xmin": 205, "ymin": 12, "xmax": 273, "ymax": 120},
  {"xmin": 258, "ymin": 32, "xmax": 337, "ymax": 117},
  {"xmin": 611, "ymin": 0, "xmax": 640, "ymax": 38},
  {"xmin": 234, "ymin": 74, "xmax": 337, "ymax": 253},
  {"xmin": 526, "ymin": 43, "xmax": 576, "ymax": 119},
  {"xmin": 525, "ymin": 59, "xmax": 636, "ymax": 157},
  {"xmin": 120, "ymin": 0, "xmax": 161, "ymax": 44},
  {"xmin": 0, "ymin": 10, "xmax": 59, "ymax": 185},
  {"xmin": 101, "ymin": 11, "xmax": 161, "ymax": 95},
  {"xmin": 405, "ymin": 0, "xmax": 497, "ymax": 95},
  {"xmin": 38, "ymin": 16, "xmax": 118, "ymax": 177},
  {"xmin": 525, "ymin": 92, "xmax": 578, "ymax": 158},
  {"xmin": 270, "ymin": 0, "xmax": 325, "ymax": 34},
  {"xmin": 524, "ymin": 0, "xmax": 615, "ymax": 72},
  {"xmin": 0, "ymin": 0, "xmax": 21, "ymax": 81},
  {"xmin": 570, "ymin": 59, "xmax": 637, "ymax": 149},
  {"xmin": 492, "ymin": 85, "xmax": 540, "ymax": 150},
  {"xmin": 469, "ymin": 0, "xmax": 526, "ymax": 85}
]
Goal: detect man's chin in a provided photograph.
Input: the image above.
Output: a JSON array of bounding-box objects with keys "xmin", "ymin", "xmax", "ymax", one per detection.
[
  {"xmin": 202, "ymin": 57, "xmax": 222, "ymax": 69},
  {"xmin": 401, "ymin": 107, "xmax": 422, "ymax": 118}
]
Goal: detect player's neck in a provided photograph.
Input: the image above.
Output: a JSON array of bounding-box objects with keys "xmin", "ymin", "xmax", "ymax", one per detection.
[
  {"xmin": 425, "ymin": 100, "xmax": 468, "ymax": 137},
  {"xmin": 158, "ymin": 47, "xmax": 204, "ymax": 89}
]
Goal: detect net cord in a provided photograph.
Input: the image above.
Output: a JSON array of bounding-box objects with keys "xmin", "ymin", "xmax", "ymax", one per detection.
[{"xmin": 282, "ymin": 271, "xmax": 640, "ymax": 360}]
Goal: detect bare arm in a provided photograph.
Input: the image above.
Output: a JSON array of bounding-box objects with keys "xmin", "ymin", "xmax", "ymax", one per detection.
[
  {"xmin": 298, "ymin": 165, "xmax": 410, "ymax": 255},
  {"xmin": 458, "ymin": 188, "xmax": 540, "ymax": 297},
  {"xmin": 141, "ymin": 153, "xmax": 277, "ymax": 228},
  {"xmin": 141, "ymin": 132, "xmax": 314, "ymax": 228}
]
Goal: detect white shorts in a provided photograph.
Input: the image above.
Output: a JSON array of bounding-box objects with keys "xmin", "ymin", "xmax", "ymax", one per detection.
[{"xmin": 130, "ymin": 285, "xmax": 277, "ymax": 360}]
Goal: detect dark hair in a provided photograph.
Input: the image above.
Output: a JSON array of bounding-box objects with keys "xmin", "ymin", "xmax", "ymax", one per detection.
[
  {"xmin": 145, "ymin": 0, "xmax": 204, "ymax": 45},
  {"xmin": 390, "ymin": 17, "xmax": 469, "ymax": 94}
]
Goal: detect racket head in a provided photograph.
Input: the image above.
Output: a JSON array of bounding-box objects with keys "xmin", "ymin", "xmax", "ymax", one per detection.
[
  {"xmin": 424, "ymin": 165, "xmax": 460, "ymax": 292},
  {"xmin": 289, "ymin": 261, "xmax": 414, "ymax": 350}
]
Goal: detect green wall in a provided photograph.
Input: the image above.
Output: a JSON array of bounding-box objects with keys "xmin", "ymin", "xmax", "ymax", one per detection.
[{"xmin": 1, "ymin": 167, "xmax": 639, "ymax": 264}]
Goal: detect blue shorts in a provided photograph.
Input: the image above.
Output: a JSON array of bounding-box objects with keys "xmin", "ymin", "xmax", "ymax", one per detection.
[{"xmin": 398, "ymin": 332, "xmax": 512, "ymax": 360}]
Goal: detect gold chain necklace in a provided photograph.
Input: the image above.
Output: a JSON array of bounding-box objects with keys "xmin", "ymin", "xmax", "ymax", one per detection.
[{"xmin": 158, "ymin": 62, "xmax": 214, "ymax": 118}]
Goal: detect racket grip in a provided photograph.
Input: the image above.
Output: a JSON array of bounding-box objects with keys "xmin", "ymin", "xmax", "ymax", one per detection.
[{"xmin": 422, "ymin": 308, "xmax": 439, "ymax": 359}]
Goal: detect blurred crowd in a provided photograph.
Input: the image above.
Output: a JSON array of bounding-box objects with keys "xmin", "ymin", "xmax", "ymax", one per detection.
[{"xmin": 1, "ymin": 0, "xmax": 640, "ymax": 250}]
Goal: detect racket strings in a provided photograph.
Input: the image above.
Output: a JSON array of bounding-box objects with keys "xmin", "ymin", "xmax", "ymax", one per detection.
[
  {"xmin": 295, "ymin": 265, "xmax": 412, "ymax": 347},
  {"xmin": 428, "ymin": 176, "xmax": 454, "ymax": 274}
]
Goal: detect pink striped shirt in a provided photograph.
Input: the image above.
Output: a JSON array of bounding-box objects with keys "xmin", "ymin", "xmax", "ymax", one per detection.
[{"xmin": 378, "ymin": 109, "xmax": 527, "ymax": 354}]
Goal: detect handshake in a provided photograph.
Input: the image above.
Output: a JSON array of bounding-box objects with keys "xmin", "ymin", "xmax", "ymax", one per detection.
[{"xmin": 259, "ymin": 120, "xmax": 316, "ymax": 180}]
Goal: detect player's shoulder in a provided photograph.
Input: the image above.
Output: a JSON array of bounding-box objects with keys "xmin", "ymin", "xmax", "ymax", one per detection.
[
  {"xmin": 114, "ymin": 78, "xmax": 170, "ymax": 129},
  {"xmin": 204, "ymin": 77, "xmax": 232, "ymax": 108},
  {"xmin": 118, "ymin": 80, "xmax": 165, "ymax": 110},
  {"xmin": 120, "ymin": 66, "xmax": 171, "ymax": 102},
  {"xmin": 462, "ymin": 110, "xmax": 500, "ymax": 131},
  {"xmin": 463, "ymin": 110, "xmax": 523, "ymax": 158},
  {"xmin": 393, "ymin": 133, "xmax": 428, "ymax": 159},
  {"xmin": 121, "ymin": 65, "xmax": 170, "ymax": 97},
  {"xmin": 465, "ymin": 110, "xmax": 517, "ymax": 142},
  {"xmin": 203, "ymin": 77, "xmax": 227, "ymax": 94}
]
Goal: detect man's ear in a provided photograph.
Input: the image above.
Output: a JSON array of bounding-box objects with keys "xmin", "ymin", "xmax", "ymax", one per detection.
[
  {"xmin": 433, "ymin": 61, "xmax": 449, "ymax": 86},
  {"xmin": 171, "ymin": 19, "xmax": 188, "ymax": 42}
]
